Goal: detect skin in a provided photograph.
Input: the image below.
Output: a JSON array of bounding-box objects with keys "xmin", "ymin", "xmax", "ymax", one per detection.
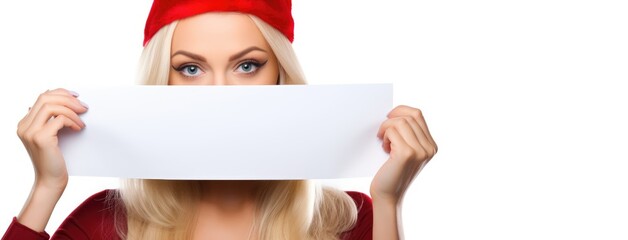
[
  {"xmin": 168, "ymin": 13, "xmax": 279, "ymax": 85},
  {"xmin": 16, "ymin": 13, "xmax": 437, "ymax": 240}
]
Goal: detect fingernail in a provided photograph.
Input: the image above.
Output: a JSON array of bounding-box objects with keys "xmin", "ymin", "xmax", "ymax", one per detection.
[
  {"xmin": 69, "ymin": 90, "xmax": 79, "ymax": 97},
  {"xmin": 80, "ymin": 101, "xmax": 89, "ymax": 109}
]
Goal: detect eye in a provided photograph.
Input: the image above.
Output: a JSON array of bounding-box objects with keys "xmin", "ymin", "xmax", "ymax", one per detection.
[
  {"xmin": 235, "ymin": 61, "xmax": 263, "ymax": 74},
  {"xmin": 176, "ymin": 65, "xmax": 204, "ymax": 77}
]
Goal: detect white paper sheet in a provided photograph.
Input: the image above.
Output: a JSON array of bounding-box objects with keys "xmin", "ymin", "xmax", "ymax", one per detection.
[{"xmin": 58, "ymin": 84, "xmax": 392, "ymax": 179}]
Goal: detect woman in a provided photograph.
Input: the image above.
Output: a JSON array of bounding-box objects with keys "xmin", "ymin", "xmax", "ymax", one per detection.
[{"xmin": 3, "ymin": 0, "xmax": 437, "ymax": 239}]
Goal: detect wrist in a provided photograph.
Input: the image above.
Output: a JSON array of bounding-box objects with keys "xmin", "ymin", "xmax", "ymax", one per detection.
[
  {"xmin": 371, "ymin": 195, "xmax": 400, "ymax": 213},
  {"xmin": 33, "ymin": 181, "xmax": 66, "ymax": 197},
  {"xmin": 370, "ymin": 190, "xmax": 401, "ymax": 206},
  {"xmin": 17, "ymin": 181, "xmax": 66, "ymax": 232}
]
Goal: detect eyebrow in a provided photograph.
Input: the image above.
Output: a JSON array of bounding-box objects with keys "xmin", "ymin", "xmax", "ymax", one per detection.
[
  {"xmin": 171, "ymin": 47, "xmax": 267, "ymax": 63},
  {"xmin": 229, "ymin": 46, "xmax": 267, "ymax": 61},
  {"xmin": 171, "ymin": 50, "xmax": 206, "ymax": 62}
]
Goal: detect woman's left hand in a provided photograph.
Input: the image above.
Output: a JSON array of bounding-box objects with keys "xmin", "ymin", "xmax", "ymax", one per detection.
[{"xmin": 371, "ymin": 105, "xmax": 438, "ymax": 204}]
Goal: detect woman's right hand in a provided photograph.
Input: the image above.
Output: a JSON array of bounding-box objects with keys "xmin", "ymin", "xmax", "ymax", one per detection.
[
  {"xmin": 17, "ymin": 88, "xmax": 88, "ymax": 190},
  {"xmin": 14, "ymin": 88, "xmax": 88, "ymax": 232}
]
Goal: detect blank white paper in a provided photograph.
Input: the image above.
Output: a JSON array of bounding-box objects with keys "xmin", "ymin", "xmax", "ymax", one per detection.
[{"xmin": 58, "ymin": 84, "xmax": 392, "ymax": 179}]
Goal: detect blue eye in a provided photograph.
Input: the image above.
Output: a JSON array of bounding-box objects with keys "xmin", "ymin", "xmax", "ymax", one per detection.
[
  {"xmin": 235, "ymin": 61, "xmax": 261, "ymax": 74},
  {"xmin": 178, "ymin": 65, "xmax": 204, "ymax": 77}
]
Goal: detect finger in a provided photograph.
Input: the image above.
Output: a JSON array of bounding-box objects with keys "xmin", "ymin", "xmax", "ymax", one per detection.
[
  {"xmin": 47, "ymin": 88, "xmax": 79, "ymax": 97},
  {"xmin": 386, "ymin": 105, "xmax": 415, "ymax": 119},
  {"xmin": 23, "ymin": 94, "xmax": 87, "ymax": 127},
  {"xmin": 29, "ymin": 104, "xmax": 85, "ymax": 130},
  {"xmin": 42, "ymin": 115, "xmax": 82, "ymax": 136},
  {"xmin": 378, "ymin": 116, "xmax": 422, "ymax": 142},
  {"xmin": 379, "ymin": 105, "xmax": 416, "ymax": 138},
  {"xmin": 413, "ymin": 111, "xmax": 437, "ymax": 153},
  {"xmin": 23, "ymin": 114, "xmax": 82, "ymax": 150},
  {"xmin": 384, "ymin": 118, "xmax": 432, "ymax": 162},
  {"xmin": 383, "ymin": 126, "xmax": 415, "ymax": 163},
  {"xmin": 394, "ymin": 118, "xmax": 425, "ymax": 152},
  {"xmin": 30, "ymin": 92, "xmax": 86, "ymax": 114},
  {"xmin": 388, "ymin": 105, "xmax": 437, "ymax": 152},
  {"xmin": 385, "ymin": 128, "xmax": 427, "ymax": 187},
  {"xmin": 382, "ymin": 128, "xmax": 391, "ymax": 153},
  {"xmin": 404, "ymin": 117, "xmax": 437, "ymax": 158},
  {"xmin": 30, "ymin": 88, "xmax": 79, "ymax": 111},
  {"xmin": 31, "ymin": 115, "xmax": 82, "ymax": 148},
  {"xmin": 377, "ymin": 118, "xmax": 393, "ymax": 139}
]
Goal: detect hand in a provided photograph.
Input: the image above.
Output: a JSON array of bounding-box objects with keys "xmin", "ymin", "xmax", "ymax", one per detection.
[
  {"xmin": 17, "ymin": 88, "xmax": 88, "ymax": 190},
  {"xmin": 371, "ymin": 105, "xmax": 437, "ymax": 204}
]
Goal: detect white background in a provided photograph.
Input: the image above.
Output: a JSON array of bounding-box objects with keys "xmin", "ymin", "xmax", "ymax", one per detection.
[{"xmin": 1, "ymin": 0, "xmax": 627, "ymax": 239}]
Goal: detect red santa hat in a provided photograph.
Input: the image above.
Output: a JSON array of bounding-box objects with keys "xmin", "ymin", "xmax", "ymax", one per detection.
[{"xmin": 143, "ymin": 0, "xmax": 294, "ymax": 46}]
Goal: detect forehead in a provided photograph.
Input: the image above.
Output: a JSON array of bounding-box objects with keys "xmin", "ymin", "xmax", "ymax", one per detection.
[{"xmin": 171, "ymin": 12, "xmax": 270, "ymax": 53}]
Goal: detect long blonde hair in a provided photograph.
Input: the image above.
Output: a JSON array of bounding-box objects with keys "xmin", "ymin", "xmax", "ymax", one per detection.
[{"xmin": 116, "ymin": 14, "xmax": 358, "ymax": 240}]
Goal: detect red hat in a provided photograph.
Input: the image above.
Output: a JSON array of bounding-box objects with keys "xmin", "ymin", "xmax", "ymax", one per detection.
[{"xmin": 143, "ymin": 0, "xmax": 294, "ymax": 46}]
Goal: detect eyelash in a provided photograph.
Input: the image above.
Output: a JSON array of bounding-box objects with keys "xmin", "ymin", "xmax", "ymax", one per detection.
[
  {"xmin": 173, "ymin": 64, "xmax": 203, "ymax": 78},
  {"xmin": 234, "ymin": 59, "xmax": 268, "ymax": 75},
  {"xmin": 172, "ymin": 59, "xmax": 269, "ymax": 78}
]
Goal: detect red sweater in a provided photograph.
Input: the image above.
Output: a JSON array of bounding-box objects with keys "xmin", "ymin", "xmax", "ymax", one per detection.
[{"xmin": 2, "ymin": 190, "xmax": 373, "ymax": 240}]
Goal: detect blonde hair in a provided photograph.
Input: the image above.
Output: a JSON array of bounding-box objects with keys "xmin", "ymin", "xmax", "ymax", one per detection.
[{"xmin": 117, "ymin": 14, "xmax": 358, "ymax": 240}]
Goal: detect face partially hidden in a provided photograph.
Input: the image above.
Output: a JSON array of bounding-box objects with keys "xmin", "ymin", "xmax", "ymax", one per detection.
[{"xmin": 169, "ymin": 13, "xmax": 280, "ymax": 85}]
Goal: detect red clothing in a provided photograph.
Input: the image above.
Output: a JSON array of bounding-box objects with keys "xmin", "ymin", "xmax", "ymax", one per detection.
[{"xmin": 2, "ymin": 190, "xmax": 373, "ymax": 240}]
